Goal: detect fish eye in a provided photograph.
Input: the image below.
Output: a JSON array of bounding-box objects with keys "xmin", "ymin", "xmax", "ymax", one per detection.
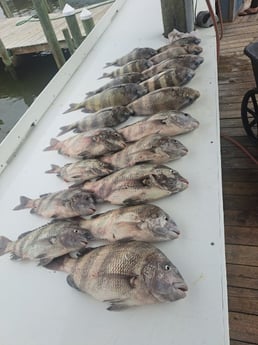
[
  {"xmin": 165, "ymin": 216, "xmax": 168, "ymax": 221},
  {"xmin": 73, "ymin": 229, "xmax": 79, "ymax": 233},
  {"xmin": 164, "ymin": 264, "xmax": 172, "ymax": 271}
]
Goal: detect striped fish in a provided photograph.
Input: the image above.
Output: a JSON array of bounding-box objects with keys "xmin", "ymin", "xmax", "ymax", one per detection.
[
  {"xmin": 99, "ymin": 59, "xmax": 153, "ymax": 79},
  {"xmin": 104, "ymin": 47, "xmax": 157, "ymax": 67},
  {"xmin": 157, "ymin": 36, "xmax": 201, "ymax": 53},
  {"xmin": 150, "ymin": 45, "xmax": 203, "ymax": 65}
]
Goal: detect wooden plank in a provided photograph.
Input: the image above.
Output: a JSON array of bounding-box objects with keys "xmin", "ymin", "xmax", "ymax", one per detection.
[
  {"xmin": 224, "ymin": 210, "xmax": 258, "ymax": 227},
  {"xmin": 226, "ymin": 244, "xmax": 258, "ymax": 266},
  {"xmin": 223, "ymin": 182, "xmax": 258, "ymax": 195},
  {"xmin": 228, "ymin": 286, "xmax": 258, "ymax": 315},
  {"xmin": 229, "ymin": 312, "xmax": 258, "ymax": 344},
  {"xmin": 222, "ymin": 168, "xmax": 258, "ymax": 182},
  {"xmin": 227, "ymin": 264, "xmax": 258, "ymax": 289}
]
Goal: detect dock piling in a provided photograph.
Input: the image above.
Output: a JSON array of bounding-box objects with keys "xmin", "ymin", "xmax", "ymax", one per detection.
[
  {"xmin": 0, "ymin": 0, "xmax": 13, "ymax": 18},
  {"xmin": 63, "ymin": 4, "xmax": 84, "ymax": 49},
  {"xmin": 0, "ymin": 38, "xmax": 13, "ymax": 67},
  {"xmin": 80, "ymin": 9, "xmax": 95, "ymax": 36},
  {"xmin": 32, "ymin": 0, "xmax": 66, "ymax": 69},
  {"xmin": 62, "ymin": 28, "xmax": 76, "ymax": 55}
]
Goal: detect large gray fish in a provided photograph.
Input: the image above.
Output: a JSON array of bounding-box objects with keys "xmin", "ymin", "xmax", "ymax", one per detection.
[
  {"xmin": 101, "ymin": 134, "xmax": 188, "ymax": 169},
  {"xmin": 0, "ymin": 219, "xmax": 88, "ymax": 265},
  {"xmin": 46, "ymin": 159, "xmax": 114, "ymax": 183},
  {"xmin": 58, "ymin": 106, "xmax": 132, "ymax": 136},
  {"xmin": 63, "ymin": 84, "xmax": 147, "ymax": 114},
  {"xmin": 45, "ymin": 240, "xmax": 188, "ymax": 310},
  {"xmin": 143, "ymin": 55, "xmax": 204, "ymax": 79},
  {"xmin": 85, "ymin": 73, "xmax": 145, "ymax": 97},
  {"xmin": 150, "ymin": 45, "xmax": 203, "ymax": 65},
  {"xmin": 44, "ymin": 128, "xmax": 126, "ymax": 159},
  {"xmin": 79, "ymin": 204, "xmax": 180, "ymax": 242},
  {"xmin": 140, "ymin": 67, "xmax": 195, "ymax": 92},
  {"xmin": 104, "ymin": 47, "xmax": 157, "ymax": 67},
  {"xmin": 128, "ymin": 87, "xmax": 200, "ymax": 116},
  {"xmin": 13, "ymin": 188, "xmax": 96, "ymax": 219},
  {"xmin": 81, "ymin": 163, "xmax": 188, "ymax": 205},
  {"xmin": 118, "ymin": 111, "xmax": 199, "ymax": 142},
  {"xmin": 99, "ymin": 59, "xmax": 153, "ymax": 79},
  {"xmin": 157, "ymin": 37, "xmax": 201, "ymax": 53}
]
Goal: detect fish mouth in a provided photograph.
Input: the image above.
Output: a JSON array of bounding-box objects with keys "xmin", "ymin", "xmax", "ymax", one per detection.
[
  {"xmin": 80, "ymin": 239, "xmax": 88, "ymax": 246},
  {"xmin": 174, "ymin": 282, "xmax": 188, "ymax": 298}
]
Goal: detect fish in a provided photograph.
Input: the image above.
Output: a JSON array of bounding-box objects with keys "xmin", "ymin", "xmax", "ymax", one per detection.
[
  {"xmin": 157, "ymin": 36, "xmax": 201, "ymax": 53},
  {"xmin": 85, "ymin": 73, "xmax": 145, "ymax": 97},
  {"xmin": 168, "ymin": 29, "xmax": 199, "ymax": 44},
  {"xmin": 150, "ymin": 45, "xmax": 203, "ymax": 65},
  {"xmin": 118, "ymin": 111, "xmax": 199, "ymax": 142},
  {"xmin": 101, "ymin": 134, "xmax": 188, "ymax": 169},
  {"xmin": 58, "ymin": 106, "xmax": 133, "ymax": 136},
  {"xmin": 13, "ymin": 188, "xmax": 96, "ymax": 219},
  {"xmin": 63, "ymin": 83, "xmax": 147, "ymax": 114},
  {"xmin": 81, "ymin": 163, "xmax": 188, "ymax": 205},
  {"xmin": 99, "ymin": 59, "xmax": 153, "ymax": 79},
  {"xmin": 45, "ymin": 240, "xmax": 188, "ymax": 310},
  {"xmin": 140, "ymin": 67, "xmax": 195, "ymax": 92},
  {"xmin": 44, "ymin": 128, "xmax": 126, "ymax": 159},
  {"xmin": 128, "ymin": 87, "xmax": 200, "ymax": 116},
  {"xmin": 143, "ymin": 55, "xmax": 204, "ymax": 79},
  {"xmin": 79, "ymin": 204, "xmax": 180, "ymax": 242},
  {"xmin": 104, "ymin": 47, "xmax": 157, "ymax": 67},
  {"xmin": 45, "ymin": 159, "xmax": 114, "ymax": 183},
  {"xmin": 0, "ymin": 219, "xmax": 89, "ymax": 266}
]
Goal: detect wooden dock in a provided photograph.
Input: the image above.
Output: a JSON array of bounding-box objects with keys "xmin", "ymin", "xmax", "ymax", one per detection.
[
  {"xmin": 218, "ymin": 12, "xmax": 258, "ymax": 345},
  {"xmin": 0, "ymin": 2, "xmax": 112, "ymax": 56}
]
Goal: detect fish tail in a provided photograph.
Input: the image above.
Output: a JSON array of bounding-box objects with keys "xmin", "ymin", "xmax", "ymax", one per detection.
[
  {"xmin": 98, "ymin": 73, "xmax": 110, "ymax": 80},
  {"xmin": 63, "ymin": 102, "xmax": 84, "ymax": 114},
  {"xmin": 0, "ymin": 236, "xmax": 12, "ymax": 256},
  {"xmin": 57, "ymin": 124, "xmax": 76, "ymax": 136},
  {"xmin": 85, "ymin": 91, "xmax": 95, "ymax": 97},
  {"xmin": 45, "ymin": 164, "xmax": 61, "ymax": 175},
  {"xmin": 13, "ymin": 196, "xmax": 33, "ymax": 211},
  {"xmin": 43, "ymin": 138, "xmax": 60, "ymax": 151},
  {"xmin": 44, "ymin": 255, "xmax": 74, "ymax": 272},
  {"xmin": 103, "ymin": 62, "xmax": 114, "ymax": 68}
]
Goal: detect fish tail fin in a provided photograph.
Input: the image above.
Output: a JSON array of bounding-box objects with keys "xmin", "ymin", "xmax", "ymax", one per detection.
[
  {"xmin": 13, "ymin": 196, "xmax": 33, "ymax": 211},
  {"xmin": 98, "ymin": 73, "xmax": 110, "ymax": 80},
  {"xmin": 0, "ymin": 236, "xmax": 12, "ymax": 256},
  {"xmin": 85, "ymin": 91, "xmax": 95, "ymax": 97},
  {"xmin": 63, "ymin": 102, "xmax": 84, "ymax": 114},
  {"xmin": 44, "ymin": 255, "xmax": 73, "ymax": 272},
  {"xmin": 57, "ymin": 123, "xmax": 76, "ymax": 136},
  {"xmin": 103, "ymin": 62, "xmax": 114, "ymax": 68},
  {"xmin": 43, "ymin": 138, "xmax": 60, "ymax": 151},
  {"xmin": 45, "ymin": 164, "xmax": 61, "ymax": 175}
]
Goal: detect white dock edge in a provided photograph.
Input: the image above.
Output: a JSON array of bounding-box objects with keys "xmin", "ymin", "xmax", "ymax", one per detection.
[{"xmin": 0, "ymin": 1, "xmax": 229, "ymax": 345}]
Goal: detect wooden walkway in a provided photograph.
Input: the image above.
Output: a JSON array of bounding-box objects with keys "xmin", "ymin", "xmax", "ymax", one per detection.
[
  {"xmin": 0, "ymin": 2, "xmax": 112, "ymax": 56},
  {"xmin": 218, "ymin": 12, "xmax": 258, "ymax": 345}
]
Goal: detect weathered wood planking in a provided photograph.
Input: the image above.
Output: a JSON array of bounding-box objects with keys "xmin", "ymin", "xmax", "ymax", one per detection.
[
  {"xmin": 0, "ymin": 3, "xmax": 111, "ymax": 55},
  {"xmin": 218, "ymin": 11, "xmax": 258, "ymax": 345}
]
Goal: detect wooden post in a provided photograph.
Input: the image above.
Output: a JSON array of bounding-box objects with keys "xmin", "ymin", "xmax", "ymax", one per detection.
[
  {"xmin": 62, "ymin": 28, "xmax": 75, "ymax": 55},
  {"xmin": 58, "ymin": 0, "xmax": 66, "ymax": 10},
  {"xmin": 63, "ymin": 4, "xmax": 84, "ymax": 49},
  {"xmin": 80, "ymin": 9, "xmax": 95, "ymax": 36},
  {"xmin": 160, "ymin": 0, "xmax": 194, "ymax": 37},
  {"xmin": 43, "ymin": 0, "xmax": 53, "ymax": 13},
  {"xmin": 0, "ymin": 38, "xmax": 12, "ymax": 67},
  {"xmin": 0, "ymin": 0, "xmax": 13, "ymax": 18},
  {"xmin": 32, "ymin": 0, "xmax": 66, "ymax": 69}
]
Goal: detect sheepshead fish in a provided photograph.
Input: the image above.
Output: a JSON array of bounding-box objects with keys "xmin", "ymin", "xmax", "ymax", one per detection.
[
  {"xmin": 13, "ymin": 188, "xmax": 96, "ymax": 219},
  {"xmin": 157, "ymin": 37, "xmax": 201, "ymax": 53},
  {"xmin": 45, "ymin": 240, "xmax": 188, "ymax": 310},
  {"xmin": 99, "ymin": 59, "xmax": 153, "ymax": 79},
  {"xmin": 119, "ymin": 111, "xmax": 199, "ymax": 142},
  {"xmin": 0, "ymin": 219, "xmax": 88, "ymax": 265},
  {"xmin": 44, "ymin": 128, "xmax": 126, "ymax": 159},
  {"xmin": 168, "ymin": 29, "xmax": 199, "ymax": 43},
  {"xmin": 143, "ymin": 55, "xmax": 204, "ymax": 79},
  {"xmin": 86, "ymin": 73, "xmax": 145, "ymax": 97},
  {"xmin": 104, "ymin": 47, "xmax": 157, "ymax": 67},
  {"xmin": 79, "ymin": 204, "xmax": 180, "ymax": 242},
  {"xmin": 81, "ymin": 163, "xmax": 188, "ymax": 205},
  {"xmin": 58, "ymin": 106, "xmax": 132, "ymax": 136},
  {"xmin": 150, "ymin": 45, "xmax": 203, "ymax": 65},
  {"xmin": 128, "ymin": 87, "xmax": 200, "ymax": 116},
  {"xmin": 46, "ymin": 159, "xmax": 114, "ymax": 183},
  {"xmin": 63, "ymin": 83, "xmax": 147, "ymax": 114},
  {"xmin": 101, "ymin": 134, "xmax": 188, "ymax": 169},
  {"xmin": 140, "ymin": 67, "xmax": 195, "ymax": 92}
]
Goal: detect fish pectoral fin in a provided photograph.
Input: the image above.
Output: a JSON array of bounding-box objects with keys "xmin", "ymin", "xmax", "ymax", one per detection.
[
  {"xmin": 106, "ymin": 299, "xmax": 130, "ymax": 311},
  {"xmin": 38, "ymin": 257, "xmax": 53, "ymax": 266},
  {"xmin": 122, "ymin": 198, "xmax": 143, "ymax": 206},
  {"xmin": 67, "ymin": 275, "xmax": 81, "ymax": 292},
  {"xmin": 17, "ymin": 230, "xmax": 33, "ymax": 240},
  {"xmin": 10, "ymin": 253, "xmax": 21, "ymax": 260},
  {"xmin": 48, "ymin": 236, "xmax": 58, "ymax": 245}
]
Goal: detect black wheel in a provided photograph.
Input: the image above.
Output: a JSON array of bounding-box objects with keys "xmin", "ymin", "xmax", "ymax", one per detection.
[{"xmin": 241, "ymin": 88, "xmax": 258, "ymax": 144}]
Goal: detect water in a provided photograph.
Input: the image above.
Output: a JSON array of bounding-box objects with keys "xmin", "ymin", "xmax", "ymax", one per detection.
[{"xmin": 0, "ymin": 0, "xmax": 104, "ymax": 142}]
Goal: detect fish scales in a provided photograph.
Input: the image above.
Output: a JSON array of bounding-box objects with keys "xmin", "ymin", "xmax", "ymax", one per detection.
[
  {"xmin": 118, "ymin": 111, "xmax": 199, "ymax": 142},
  {"xmin": 140, "ymin": 67, "xmax": 195, "ymax": 92},
  {"xmin": 127, "ymin": 87, "xmax": 200, "ymax": 116},
  {"xmin": 157, "ymin": 37, "xmax": 201, "ymax": 53},
  {"xmin": 99, "ymin": 59, "xmax": 153, "ymax": 79},
  {"xmin": 79, "ymin": 204, "xmax": 179, "ymax": 242},
  {"xmin": 104, "ymin": 47, "xmax": 157, "ymax": 67},
  {"xmin": 150, "ymin": 45, "xmax": 203, "ymax": 65},
  {"xmin": 45, "ymin": 241, "xmax": 188, "ymax": 310}
]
